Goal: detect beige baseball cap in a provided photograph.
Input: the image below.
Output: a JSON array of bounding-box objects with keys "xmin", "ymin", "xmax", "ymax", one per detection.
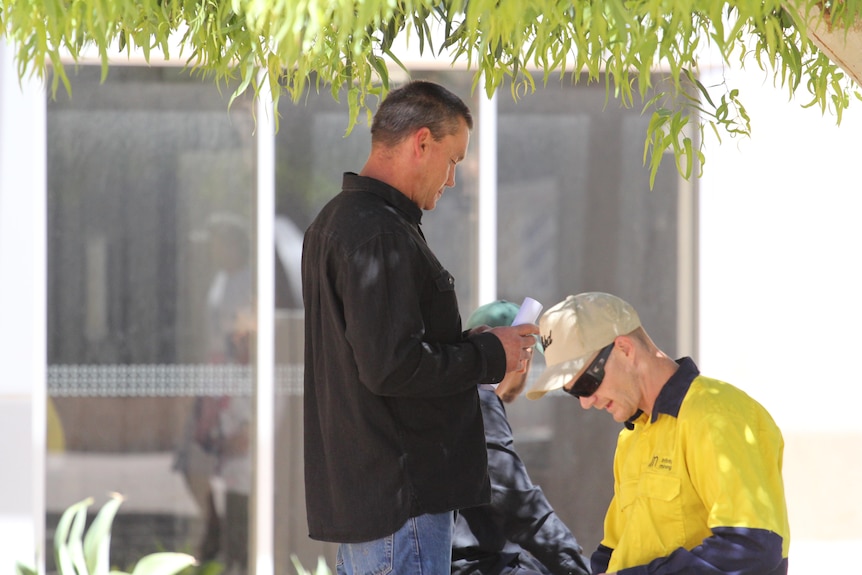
[{"xmin": 526, "ymin": 292, "xmax": 641, "ymax": 400}]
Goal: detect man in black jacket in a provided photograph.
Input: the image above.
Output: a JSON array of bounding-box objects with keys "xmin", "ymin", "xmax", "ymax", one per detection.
[
  {"xmin": 453, "ymin": 300, "xmax": 591, "ymax": 575},
  {"xmin": 302, "ymin": 81, "xmax": 539, "ymax": 575}
]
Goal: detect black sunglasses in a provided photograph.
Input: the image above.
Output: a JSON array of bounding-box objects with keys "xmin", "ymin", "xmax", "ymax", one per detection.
[{"xmin": 564, "ymin": 341, "xmax": 615, "ymax": 398}]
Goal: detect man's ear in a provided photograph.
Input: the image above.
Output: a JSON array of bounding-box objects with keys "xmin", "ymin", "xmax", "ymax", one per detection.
[
  {"xmin": 412, "ymin": 126, "xmax": 432, "ymax": 157},
  {"xmin": 614, "ymin": 335, "xmax": 635, "ymax": 359}
]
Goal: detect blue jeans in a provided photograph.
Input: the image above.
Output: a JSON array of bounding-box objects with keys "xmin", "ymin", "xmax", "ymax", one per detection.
[{"xmin": 336, "ymin": 512, "xmax": 453, "ymax": 575}]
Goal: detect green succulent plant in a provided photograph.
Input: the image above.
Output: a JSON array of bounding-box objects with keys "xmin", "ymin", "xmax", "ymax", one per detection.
[
  {"xmin": 16, "ymin": 493, "xmax": 197, "ymax": 575},
  {"xmin": 12, "ymin": 494, "xmax": 333, "ymax": 575}
]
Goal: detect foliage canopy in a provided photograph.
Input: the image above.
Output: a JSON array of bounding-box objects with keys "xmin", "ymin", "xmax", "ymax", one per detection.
[{"xmin": 1, "ymin": 0, "xmax": 860, "ymax": 183}]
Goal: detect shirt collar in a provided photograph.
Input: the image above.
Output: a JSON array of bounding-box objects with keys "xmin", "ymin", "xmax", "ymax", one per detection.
[
  {"xmin": 623, "ymin": 357, "xmax": 700, "ymax": 429},
  {"xmin": 342, "ymin": 172, "xmax": 423, "ymax": 225},
  {"xmin": 623, "ymin": 410, "xmax": 646, "ymax": 430},
  {"xmin": 649, "ymin": 356, "xmax": 700, "ymax": 423}
]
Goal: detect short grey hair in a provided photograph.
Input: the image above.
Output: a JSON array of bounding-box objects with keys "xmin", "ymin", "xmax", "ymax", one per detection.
[{"xmin": 370, "ymin": 80, "xmax": 473, "ymax": 148}]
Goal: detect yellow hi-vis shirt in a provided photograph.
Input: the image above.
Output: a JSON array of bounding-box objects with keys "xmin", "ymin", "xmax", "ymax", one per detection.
[{"xmin": 601, "ymin": 360, "xmax": 790, "ymax": 573}]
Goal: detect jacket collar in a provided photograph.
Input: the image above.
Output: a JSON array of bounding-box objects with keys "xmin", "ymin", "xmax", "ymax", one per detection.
[{"xmin": 342, "ymin": 172, "xmax": 423, "ymax": 225}]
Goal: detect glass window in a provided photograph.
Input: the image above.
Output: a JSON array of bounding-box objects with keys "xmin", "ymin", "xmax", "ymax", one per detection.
[
  {"xmin": 45, "ymin": 66, "xmax": 487, "ymax": 574},
  {"xmin": 44, "ymin": 63, "xmax": 693, "ymax": 572},
  {"xmin": 46, "ymin": 65, "xmax": 256, "ymax": 573}
]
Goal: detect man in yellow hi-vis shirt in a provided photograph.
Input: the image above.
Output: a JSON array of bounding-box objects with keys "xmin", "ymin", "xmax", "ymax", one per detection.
[{"xmin": 527, "ymin": 292, "xmax": 790, "ymax": 575}]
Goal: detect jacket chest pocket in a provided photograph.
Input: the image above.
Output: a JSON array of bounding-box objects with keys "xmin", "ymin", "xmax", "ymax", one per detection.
[
  {"xmin": 422, "ymin": 268, "xmax": 458, "ymax": 338},
  {"xmin": 639, "ymin": 473, "xmax": 681, "ymax": 502},
  {"xmin": 621, "ymin": 474, "xmax": 685, "ymax": 548},
  {"xmin": 612, "ymin": 474, "xmax": 687, "ymax": 569}
]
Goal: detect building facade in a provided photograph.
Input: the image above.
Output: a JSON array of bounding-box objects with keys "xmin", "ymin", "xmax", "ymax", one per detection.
[{"xmin": 1, "ymin": 38, "xmax": 700, "ymax": 574}]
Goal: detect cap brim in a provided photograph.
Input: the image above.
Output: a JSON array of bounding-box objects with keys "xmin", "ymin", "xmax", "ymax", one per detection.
[{"xmin": 525, "ymin": 355, "xmax": 590, "ymax": 400}]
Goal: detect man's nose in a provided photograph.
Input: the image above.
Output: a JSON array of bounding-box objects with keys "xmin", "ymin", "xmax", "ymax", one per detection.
[{"xmin": 446, "ymin": 166, "xmax": 456, "ymax": 187}]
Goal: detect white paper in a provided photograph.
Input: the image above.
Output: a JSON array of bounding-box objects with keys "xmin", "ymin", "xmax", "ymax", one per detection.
[{"xmin": 512, "ymin": 297, "xmax": 543, "ymax": 326}]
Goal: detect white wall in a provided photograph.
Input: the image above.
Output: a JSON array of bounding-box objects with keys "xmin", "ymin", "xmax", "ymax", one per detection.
[
  {"xmin": 0, "ymin": 39, "xmax": 47, "ymax": 573},
  {"xmin": 699, "ymin": 65, "xmax": 862, "ymax": 572}
]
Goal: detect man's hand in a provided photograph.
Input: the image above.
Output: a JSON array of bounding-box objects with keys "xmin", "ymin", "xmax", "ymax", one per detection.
[{"xmin": 488, "ymin": 324, "xmax": 539, "ymax": 373}]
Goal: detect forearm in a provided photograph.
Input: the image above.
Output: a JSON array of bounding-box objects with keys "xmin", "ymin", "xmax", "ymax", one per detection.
[
  {"xmin": 516, "ymin": 508, "xmax": 589, "ymax": 575},
  {"xmin": 612, "ymin": 527, "xmax": 786, "ymax": 575},
  {"xmin": 491, "ymin": 465, "xmax": 588, "ymax": 574}
]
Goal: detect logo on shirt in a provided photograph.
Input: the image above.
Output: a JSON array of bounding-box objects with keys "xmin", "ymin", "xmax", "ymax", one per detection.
[
  {"xmin": 541, "ymin": 332, "xmax": 553, "ymax": 350},
  {"xmin": 648, "ymin": 455, "xmax": 673, "ymax": 471}
]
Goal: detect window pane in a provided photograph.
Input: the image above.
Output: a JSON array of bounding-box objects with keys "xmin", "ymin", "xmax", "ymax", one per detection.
[{"xmin": 46, "ymin": 66, "xmax": 256, "ymax": 573}]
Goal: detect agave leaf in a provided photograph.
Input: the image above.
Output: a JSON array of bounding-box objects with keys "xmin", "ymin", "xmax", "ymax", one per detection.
[
  {"xmin": 15, "ymin": 562, "xmax": 37, "ymax": 575},
  {"xmin": 84, "ymin": 493, "xmax": 125, "ymax": 575},
  {"xmin": 55, "ymin": 497, "xmax": 94, "ymax": 575},
  {"xmin": 123, "ymin": 552, "xmax": 197, "ymax": 575},
  {"xmin": 68, "ymin": 499, "xmax": 91, "ymax": 575}
]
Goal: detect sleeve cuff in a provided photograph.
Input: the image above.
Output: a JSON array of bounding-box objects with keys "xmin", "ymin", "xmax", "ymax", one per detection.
[{"xmin": 470, "ymin": 331, "xmax": 507, "ymax": 383}]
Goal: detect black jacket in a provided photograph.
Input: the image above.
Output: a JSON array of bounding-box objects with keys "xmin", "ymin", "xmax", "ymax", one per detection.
[
  {"xmin": 302, "ymin": 173, "xmax": 506, "ymax": 543},
  {"xmin": 453, "ymin": 388, "xmax": 591, "ymax": 575}
]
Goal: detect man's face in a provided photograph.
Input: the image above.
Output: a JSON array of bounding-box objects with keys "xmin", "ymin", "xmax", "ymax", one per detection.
[
  {"xmin": 413, "ymin": 119, "xmax": 470, "ymax": 211},
  {"xmin": 564, "ymin": 349, "xmax": 640, "ymax": 423}
]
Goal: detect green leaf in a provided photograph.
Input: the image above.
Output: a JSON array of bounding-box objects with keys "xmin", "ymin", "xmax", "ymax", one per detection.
[
  {"xmin": 122, "ymin": 552, "xmax": 196, "ymax": 575},
  {"xmin": 68, "ymin": 500, "xmax": 91, "ymax": 575},
  {"xmin": 1, "ymin": 0, "xmax": 860, "ymax": 184},
  {"xmin": 55, "ymin": 497, "xmax": 93, "ymax": 575},
  {"xmin": 15, "ymin": 562, "xmax": 37, "ymax": 575},
  {"xmin": 84, "ymin": 493, "xmax": 125, "ymax": 575}
]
